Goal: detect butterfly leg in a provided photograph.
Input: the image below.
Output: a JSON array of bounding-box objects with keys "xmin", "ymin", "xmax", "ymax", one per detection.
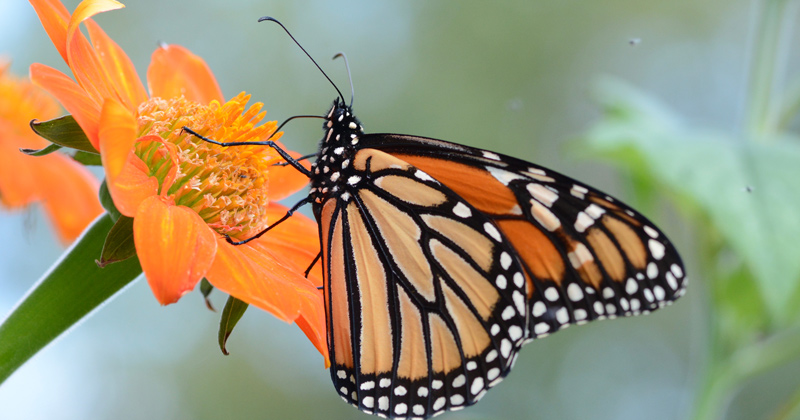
[
  {"xmin": 274, "ymin": 152, "xmax": 318, "ymax": 167},
  {"xmin": 304, "ymin": 252, "xmax": 322, "ymax": 279},
  {"xmin": 224, "ymin": 196, "xmax": 313, "ymax": 245},
  {"xmin": 181, "ymin": 126, "xmax": 311, "ymax": 176}
]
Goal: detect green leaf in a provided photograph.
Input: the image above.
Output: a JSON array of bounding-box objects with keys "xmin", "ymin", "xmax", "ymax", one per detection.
[
  {"xmin": 72, "ymin": 150, "xmax": 103, "ymax": 166},
  {"xmin": 30, "ymin": 115, "xmax": 98, "ymax": 154},
  {"xmin": 200, "ymin": 279, "xmax": 215, "ymax": 311},
  {"xmin": 98, "ymin": 180, "xmax": 122, "ymax": 223},
  {"xmin": 581, "ymin": 78, "xmax": 800, "ymax": 320},
  {"xmin": 218, "ymin": 296, "xmax": 249, "ymax": 356},
  {"xmin": 97, "ymin": 216, "xmax": 136, "ymax": 267},
  {"xmin": 19, "ymin": 142, "xmax": 63, "ymax": 156},
  {"xmin": 0, "ymin": 214, "xmax": 142, "ymax": 385}
]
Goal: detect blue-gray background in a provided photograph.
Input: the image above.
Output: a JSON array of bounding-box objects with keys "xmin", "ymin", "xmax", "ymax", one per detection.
[{"xmin": 0, "ymin": 1, "xmax": 788, "ymax": 419}]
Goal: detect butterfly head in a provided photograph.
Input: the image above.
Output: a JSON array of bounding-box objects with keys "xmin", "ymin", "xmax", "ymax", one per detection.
[{"xmin": 324, "ymin": 98, "xmax": 364, "ymax": 144}]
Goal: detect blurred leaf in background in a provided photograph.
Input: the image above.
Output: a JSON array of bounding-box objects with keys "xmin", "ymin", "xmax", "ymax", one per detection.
[{"xmin": 580, "ymin": 0, "xmax": 800, "ymax": 418}]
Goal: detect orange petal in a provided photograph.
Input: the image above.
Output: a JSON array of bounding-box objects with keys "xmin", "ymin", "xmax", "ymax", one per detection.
[
  {"xmin": 134, "ymin": 196, "xmax": 217, "ymax": 305},
  {"xmin": 0, "ymin": 130, "xmax": 43, "ymax": 208},
  {"xmin": 99, "ymin": 99, "xmax": 158, "ymax": 216},
  {"xmin": 29, "ymin": 63, "xmax": 101, "ymax": 148},
  {"xmin": 85, "ymin": 19, "xmax": 147, "ymax": 110},
  {"xmin": 35, "ymin": 153, "xmax": 103, "ymax": 242},
  {"xmin": 248, "ymin": 203, "xmax": 322, "ymax": 286},
  {"xmin": 147, "ymin": 44, "xmax": 224, "ymax": 104},
  {"xmin": 295, "ymin": 296, "xmax": 330, "ymax": 366},
  {"xmin": 66, "ymin": 0, "xmax": 124, "ymax": 104},
  {"xmin": 99, "ymin": 99, "xmax": 135, "ymax": 178},
  {"xmin": 28, "ymin": 0, "xmax": 72, "ymax": 62},
  {"xmin": 206, "ymin": 238, "xmax": 321, "ymax": 323},
  {"xmin": 269, "ymin": 149, "xmax": 311, "ymax": 201}
]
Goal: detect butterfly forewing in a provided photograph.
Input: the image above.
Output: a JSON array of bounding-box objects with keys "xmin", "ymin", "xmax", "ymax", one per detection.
[
  {"xmin": 309, "ymin": 101, "xmax": 686, "ymax": 420},
  {"xmin": 358, "ymin": 133, "xmax": 687, "ymax": 339},
  {"xmin": 320, "ymin": 148, "xmax": 529, "ymax": 418}
]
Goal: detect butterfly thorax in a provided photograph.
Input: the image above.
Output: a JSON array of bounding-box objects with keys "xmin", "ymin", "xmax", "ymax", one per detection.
[{"xmin": 309, "ymin": 99, "xmax": 365, "ymax": 209}]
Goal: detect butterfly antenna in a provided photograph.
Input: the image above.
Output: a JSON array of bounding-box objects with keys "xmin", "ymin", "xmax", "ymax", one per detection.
[
  {"xmin": 333, "ymin": 52, "xmax": 355, "ymax": 107},
  {"xmin": 258, "ymin": 17, "xmax": 346, "ymax": 105}
]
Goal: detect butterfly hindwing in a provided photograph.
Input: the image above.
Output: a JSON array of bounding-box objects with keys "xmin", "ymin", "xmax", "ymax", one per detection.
[
  {"xmin": 357, "ymin": 133, "xmax": 687, "ymax": 339},
  {"xmin": 320, "ymin": 148, "xmax": 529, "ymax": 418}
]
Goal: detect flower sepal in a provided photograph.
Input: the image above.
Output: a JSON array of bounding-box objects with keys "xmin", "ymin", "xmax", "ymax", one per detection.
[
  {"xmin": 19, "ymin": 142, "xmax": 62, "ymax": 157},
  {"xmin": 29, "ymin": 114, "xmax": 98, "ymax": 154},
  {"xmin": 96, "ymin": 215, "xmax": 136, "ymax": 267},
  {"xmin": 218, "ymin": 295, "xmax": 249, "ymax": 355}
]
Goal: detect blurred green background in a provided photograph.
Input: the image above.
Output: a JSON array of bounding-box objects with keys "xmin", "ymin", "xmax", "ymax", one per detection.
[{"xmin": 2, "ymin": 0, "xmax": 799, "ymax": 419}]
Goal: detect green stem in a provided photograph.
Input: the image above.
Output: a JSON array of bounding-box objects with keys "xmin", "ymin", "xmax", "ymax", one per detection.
[
  {"xmin": 0, "ymin": 214, "xmax": 142, "ymax": 384},
  {"xmin": 746, "ymin": 0, "xmax": 793, "ymax": 141}
]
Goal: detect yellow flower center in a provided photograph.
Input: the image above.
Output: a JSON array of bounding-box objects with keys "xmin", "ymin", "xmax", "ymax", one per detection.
[{"xmin": 135, "ymin": 92, "xmax": 282, "ymax": 239}]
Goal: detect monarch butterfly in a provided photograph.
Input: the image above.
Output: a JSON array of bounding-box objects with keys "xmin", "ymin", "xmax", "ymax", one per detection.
[{"xmin": 189, "ymin": 18, "xmax": 687, "ymax": 419}]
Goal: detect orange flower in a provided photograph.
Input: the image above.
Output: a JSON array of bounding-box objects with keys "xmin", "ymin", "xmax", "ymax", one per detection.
[
  {"xmin": 28, "ymin": 0, "xmax": 327, "ymax": 362},
  {"xmin": 0, "ymin": 62, "xmax": 102, "ymax": 243}
]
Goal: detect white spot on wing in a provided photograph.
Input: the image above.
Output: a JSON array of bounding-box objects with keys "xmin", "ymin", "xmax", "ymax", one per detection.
[
  {"xmin": 528, "ymin": 183, "xmax": 559, "ymax": 207},
  {"xmin": 500, "ymin": 339, "xmax": 512, "ymax": 358},
  {"xmin": 534, "ymin": 322, "xmax": 550, "ymax": 334},
  {"xmin": 671, "ymin": 264, "xmax": 684, "ymax": 278},
  {"xmin": 453, "ymin": 202, "xmax": 472, "ymax": 218},
  {"xmin": 452, "ymin": 374, "xmax": 466, "ymax": 387},
  {"xmin": 586, "ymin": 204, "xmax": 605, "ymax": 219},
  {"xmin": 414, "ymin": 170, "xmax": 435, "ymax": 182},
  {"xmin": 487, "ymin": 165, "xmax": 525, "ymax": 185},
  {"xmin": 471, "ymin": 377, "xmax": 485, "ymax": 395},
  {"xmin": 544, "ymin": 287, "xmax": 559, "ymax": 301},
  {"xmin": 482, "ymin": 151, "xmax": 501, "ymax": 160},
  {"xmin": 496, "ymin": 274, "xmax": 507, "ymax": 289},
  {"xmin": 484, "ymin": 222, "xmax": 502, "ymax": 241},
  {"xmin": 574, "ymin": 212, "xmax": 594, "ymax": 233},
  {"xmin": 555, "ymin": 307, "xmax": 569, "ymax": 324},
  {"xmin": 532, "ymin": 301, "xmax": 546, "ymax": 317},
  {"xmin": 513, "ymin": 272, "xmax": 524, "ymax": 287},
  {"xmin": 567, "ymin": 283, "xmax": 584, "ymax": 301},
  {"xmin": 626, "ymin": 278, "xmax": 638, "ymax": 294},
  {"xmin": 513, "ymin": 290, "xmax": 525, "ymax": 315},
  {"xmin": 647, "ymin": 262, "xmax": 658, "ymax": 279},
  {"xmin": 501, "ymin": 305, "xmax": 515, "ymax": 320},
  {"xmin": 508, "ymin": 325, "xmax": 523, "ymax": 341},
  {"xmin": 649, "ymin": 239, "xmax": 666, "ymax": 260},
  {"xmin": 500, "ymin": 252, "xmax": 512, "ymax": 269}
]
